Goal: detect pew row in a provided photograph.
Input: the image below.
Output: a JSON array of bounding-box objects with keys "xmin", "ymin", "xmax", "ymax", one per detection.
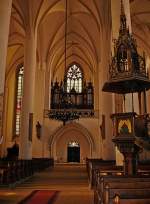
[
  {"xmin": 0, "ymin": 158, "xmax": 54, "ymax": 187},
  {"xmin": 86, "ymin": 158, "xmax": 117, "ymax": 188},
  {"xmin": 86, "ymin": 158, "xmax": 150, "ymax": 189},
  {"xmin": 94, "ymin": 175, "xmax": 150, "ymax": 204}
]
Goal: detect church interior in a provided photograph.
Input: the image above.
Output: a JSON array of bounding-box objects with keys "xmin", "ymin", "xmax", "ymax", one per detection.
[{"xmin": 0, "ymin": 0, "xmax": 150, "ymax": 203}]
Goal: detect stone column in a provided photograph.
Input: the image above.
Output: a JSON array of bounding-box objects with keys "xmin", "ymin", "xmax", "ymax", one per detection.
[
  {"xmin": 44, "ymin": 65, "xmax": 51, "ymax": 110},
  {"xmin": 0, "ymin": 0, "xmax": 12, "ymax": 93},
  {"xmin": 0, "ymin": 0, "xmax": 12, "ymax": 156},
  {"xmin": 100, "ymin": 0, "xmax": 115, "ymax": 160},
  {"xmin": 32, "ymin": 61, "xmax": 47, "ymax": 158},
  {"xmin": 20, "ymin": 31, "xmax": 37, "ymax": 159}
]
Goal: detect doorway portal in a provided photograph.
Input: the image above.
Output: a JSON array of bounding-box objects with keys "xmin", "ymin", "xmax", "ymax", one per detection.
[{"xmin": 67, "ymin": 141, "xmax": 80, "ymax": 162}]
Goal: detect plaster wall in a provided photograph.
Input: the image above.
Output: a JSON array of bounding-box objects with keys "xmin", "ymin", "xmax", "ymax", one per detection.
[
  {"xmin": 55, "ymin": 129, "xmax": 90, "ymax": 163},
  {"xmin": 42, "ymin": 117, "xmax": 105, "ymax": 161}
]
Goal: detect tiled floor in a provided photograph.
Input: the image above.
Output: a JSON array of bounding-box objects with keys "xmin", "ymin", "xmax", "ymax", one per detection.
[{"xmin": 0, "ymin": 164, "xmax": 93, "ymax": 204}]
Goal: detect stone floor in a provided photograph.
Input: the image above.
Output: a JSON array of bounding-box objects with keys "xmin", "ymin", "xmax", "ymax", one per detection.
[{"xmin": 0, "ymin": 163, "xmax": 94, "ymax": 204}]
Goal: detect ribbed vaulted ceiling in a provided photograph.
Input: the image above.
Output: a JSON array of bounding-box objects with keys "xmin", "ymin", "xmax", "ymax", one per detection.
[
  {"xmin": 7, "ymin": 0, "xmax": 150, "ymax": 79},
  {"xmin": 130, "ymin": 0, "xmax": 150, "ymax": 54}
]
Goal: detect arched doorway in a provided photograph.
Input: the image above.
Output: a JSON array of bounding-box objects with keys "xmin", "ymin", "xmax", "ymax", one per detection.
[
  {"xmin": 67, "ymin": 141, "xmax": 80, "ymax": 162},
  {"xmin": 49, "ymin": 123, "xmax": 95, "ymax": 163}
]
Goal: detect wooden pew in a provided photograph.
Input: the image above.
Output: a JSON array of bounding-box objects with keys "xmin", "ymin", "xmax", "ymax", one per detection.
[
  {"xmin": 0, "ymin": 158, "xmax": 54, "ymax": 187},
  {"xmin": 87, "ymin": 158, "xmax": 150, "ymax": 189},
  {"xmin": 94, "ymin": 175, "xmax": 150, "ymax": 204},
  {"xmin": 87, "ymin": 162, "xmax": 121, "ymax": 188},
  {"xmin": 138, "ymin": 162, "xmax": 150, "ymax": 176},
  {"xmin": 86, "ymin": 158, "xmax": 115, "ymax": 176},
  {"xmin": 0, "ymin": 164, "xmax": 10, "ymax": 185},
  {"xmin": 32, "ymin": 158, "xmax": 54, "ymax": 172},
  {"xmin": 0, "ymin": 161, "xmax": 15, "ymax": 185},
  {"xmin": 93, "ymin": 166, "xmax": 123, "ymax": 189}
]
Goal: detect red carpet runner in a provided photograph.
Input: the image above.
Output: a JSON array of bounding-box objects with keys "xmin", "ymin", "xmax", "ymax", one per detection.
[{"xmin": 19, "ymin": 190, "xmax": 59, "ymax": 204}]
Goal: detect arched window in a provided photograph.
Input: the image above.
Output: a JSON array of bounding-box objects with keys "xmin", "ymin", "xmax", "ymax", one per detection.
[
  {"xmin": 50, "ymin": 63, "xmax": 94, "ymax": 110},
  {"xmin": 66, "ymin": 64, "xmax": 83, "ymax": 93},
  {"xmin": 14, "ymin": 66, "xmax": 24, "ymax": 137}
]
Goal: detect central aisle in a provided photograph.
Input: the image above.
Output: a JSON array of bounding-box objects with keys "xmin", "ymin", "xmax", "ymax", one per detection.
[{"xmin": 18, "ymin": 163, "xmax": 93, "ymax": 204}]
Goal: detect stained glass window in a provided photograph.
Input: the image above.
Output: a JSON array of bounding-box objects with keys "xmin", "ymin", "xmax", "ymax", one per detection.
[
  {"xmin": 15, "ymin": 66, "xmax": 24, "ymax": 136},
  {"xmin": 66, "ymin": 64, "xmax": 82, "ymax": 93}
]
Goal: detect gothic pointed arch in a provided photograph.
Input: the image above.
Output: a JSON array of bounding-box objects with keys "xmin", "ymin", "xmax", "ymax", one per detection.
[{"xmin": 49, "ymin": 122, "xmax": 95, "ymax": 159}]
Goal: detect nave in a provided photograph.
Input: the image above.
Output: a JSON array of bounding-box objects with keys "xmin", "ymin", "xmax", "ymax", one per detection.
[{"xmin": 0, "ymin": 164, "xmax": 93, "ymax": 204}]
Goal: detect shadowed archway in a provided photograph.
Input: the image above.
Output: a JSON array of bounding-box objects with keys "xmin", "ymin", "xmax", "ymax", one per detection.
[{"xmin": 49, "ymin": 122, "xmax": 95, "ymax": 162}]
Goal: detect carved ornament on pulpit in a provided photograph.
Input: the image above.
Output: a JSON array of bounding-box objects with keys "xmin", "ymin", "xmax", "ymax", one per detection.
[{"xmin": 102, "ymin": 0, "xmax": 150, "ymax": 175}]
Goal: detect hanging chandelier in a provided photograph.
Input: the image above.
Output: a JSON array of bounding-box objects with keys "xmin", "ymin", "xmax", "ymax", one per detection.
[
  {"xmin": 48, "ymin": 0, "xmax": 80, "ymax": 125},
  {"xmin": 48, "ymin": 109, "xmax": 79, "ymax": 125}
]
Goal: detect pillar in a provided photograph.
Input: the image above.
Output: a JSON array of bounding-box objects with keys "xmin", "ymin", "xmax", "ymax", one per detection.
[
  {"xmin": 20, "ymin": 30, "xmax": 37, "ymax": 159},
  {"xmin": 45, "ymin": 65, "xmax": 51, "ymax": 110},
  {"xmin": 100, "ymin": 0, "xmax": 115, "ymax": 160},
  {"xmin": 0, "ymin": 0, "xmax": 12, "ymax": 156},
  {"xmin": 0, "ymin": 0, "xmax": 12, "ymax": 93},
  {"xmin": 32, "ymin": 61, "xmax": 46, "ymax": 158},
  {"xmin": 42, "ymin": 64, "xmax": 51, "ymax": 158}
]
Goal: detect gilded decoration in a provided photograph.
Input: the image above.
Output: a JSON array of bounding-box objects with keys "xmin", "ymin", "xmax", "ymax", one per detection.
[{"xmin": 118, "ymin": 119, "xmax": 132, "ymax": 134}]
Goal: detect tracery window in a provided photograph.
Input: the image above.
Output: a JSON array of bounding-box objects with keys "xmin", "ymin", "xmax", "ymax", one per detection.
[
  {"xmin": 14, "ymin": 66, "xmax": 24, "ymax": 137},
  {"xmin": 51, "ymin": 63, "xmax": 94, "ymax": 109},
  {"xmin": 66, "ymin": 64, "xmax": 82, "ymax": 93}
]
